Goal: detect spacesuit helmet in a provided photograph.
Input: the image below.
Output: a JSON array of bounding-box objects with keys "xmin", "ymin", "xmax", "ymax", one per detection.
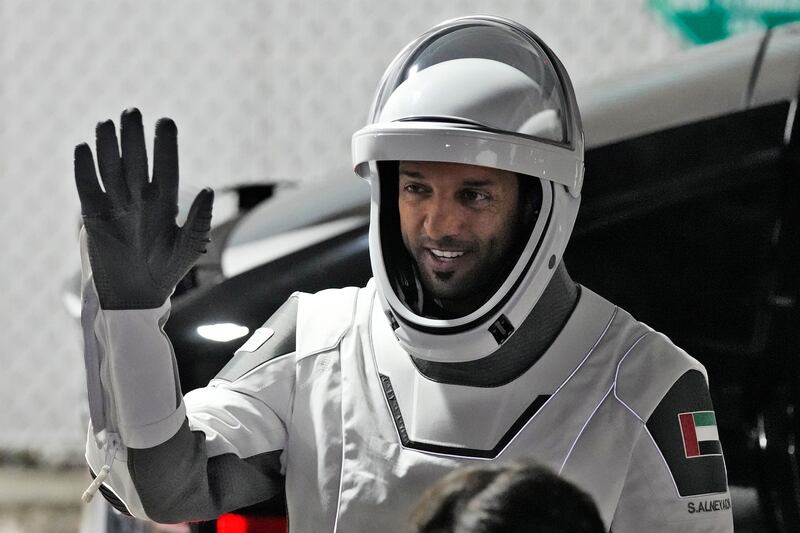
[{"xmin": 352, "ymin": 15, "xmax": 584, "ymax": 363}]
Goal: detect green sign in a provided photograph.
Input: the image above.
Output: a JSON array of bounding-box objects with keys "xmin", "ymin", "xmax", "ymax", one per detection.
[{"xmin": 650, "ymin": 0, "xmax": 800, "ymax": 44}]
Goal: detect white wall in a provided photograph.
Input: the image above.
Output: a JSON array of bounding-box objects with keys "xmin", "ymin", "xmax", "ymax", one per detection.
[{"xmin": 0, "ymin": 0, "xmax": 685, "ymax": 462}]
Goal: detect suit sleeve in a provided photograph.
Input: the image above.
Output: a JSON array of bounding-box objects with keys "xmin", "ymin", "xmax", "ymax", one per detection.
[
  {"xmin": 611, "ymin": 369, "xmax": 733, "ymax": 532},
  {"xmin": 81, "ymin": 233, "xmax": 298, "ymax": 524}
]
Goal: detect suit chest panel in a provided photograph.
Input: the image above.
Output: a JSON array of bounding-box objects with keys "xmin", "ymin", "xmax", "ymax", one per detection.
[{"xmin": 366, "ymin": 297, "xmax": 624, "ymax": 456}]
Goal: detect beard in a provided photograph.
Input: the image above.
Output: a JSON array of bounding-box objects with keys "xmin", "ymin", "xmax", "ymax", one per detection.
[{"xmin": 407, "ymin": 234, "xmax": 513, "ymax": 316}]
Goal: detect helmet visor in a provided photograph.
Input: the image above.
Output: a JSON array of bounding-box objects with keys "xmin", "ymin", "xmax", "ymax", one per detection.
[{"xmin": 369, "ymin": 18, "xmax": 572, "ymax": 145}]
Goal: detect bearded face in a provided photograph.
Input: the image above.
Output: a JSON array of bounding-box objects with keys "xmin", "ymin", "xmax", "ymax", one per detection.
[{"xmin": 398, "ymin": 161, "xmax": 522, "ymax": 314}]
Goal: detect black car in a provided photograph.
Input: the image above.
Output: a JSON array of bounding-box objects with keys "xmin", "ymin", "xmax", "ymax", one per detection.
[{"xmin": 70, "ymin": 23, "xmax": 800, "ymax": 532}]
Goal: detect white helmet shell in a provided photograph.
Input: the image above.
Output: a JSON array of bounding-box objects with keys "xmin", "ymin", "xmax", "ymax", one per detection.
[{"xmin": 352, "ymin": 16, "xmax": 584, "ymax": 363}]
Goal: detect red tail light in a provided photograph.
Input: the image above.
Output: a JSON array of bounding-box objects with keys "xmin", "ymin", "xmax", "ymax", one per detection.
[{"xmin": 216, "ymin": 514, "xmax": 288, "ymax": 533}]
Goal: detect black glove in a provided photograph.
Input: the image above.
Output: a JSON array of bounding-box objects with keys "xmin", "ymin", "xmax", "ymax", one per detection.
[{"xmin": 74, "ymin": 108, "xmax": 214, "ymax": 309}]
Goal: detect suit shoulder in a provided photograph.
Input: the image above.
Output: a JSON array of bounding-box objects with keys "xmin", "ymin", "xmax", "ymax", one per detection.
[
  {"xmin": 296, "ymin": 283, "xmax": 373, "ymax": 358},
  {"xmin": 613, "ymin": 314, "xmax": 706, "ymax": 422}
]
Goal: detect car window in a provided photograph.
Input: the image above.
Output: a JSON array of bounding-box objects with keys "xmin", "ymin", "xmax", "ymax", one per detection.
[{"xmin": 568, "ymin": 101, "xmax": 790, "ymax": 354}]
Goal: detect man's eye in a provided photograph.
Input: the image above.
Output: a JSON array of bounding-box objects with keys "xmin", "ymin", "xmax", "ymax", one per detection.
[
  {"xmin": 462, "ymin": 190, "xmax": 490, "ymax": 203},
  {"xmin": 403, "ymin": 183, "xmax": 427, "ymax": 194}
]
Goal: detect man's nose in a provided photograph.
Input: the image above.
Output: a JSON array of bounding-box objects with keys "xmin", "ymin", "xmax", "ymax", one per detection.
[{"xmin": 424, "ymin": 198, "xmax": 461, "ymax": 240}]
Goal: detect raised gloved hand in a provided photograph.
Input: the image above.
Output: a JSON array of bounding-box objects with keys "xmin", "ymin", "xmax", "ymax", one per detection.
[{"xmin": 74, "ymin": 108, "xmax": 214, "ymax": 309}]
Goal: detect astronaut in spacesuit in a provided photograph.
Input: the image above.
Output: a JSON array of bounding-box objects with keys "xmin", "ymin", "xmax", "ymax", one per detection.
[{"xmin": 74, "ymin": 15, "xmax": 733, "ymax": 532}]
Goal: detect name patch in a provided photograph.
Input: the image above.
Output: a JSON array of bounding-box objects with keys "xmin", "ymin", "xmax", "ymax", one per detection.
[{"xmin": 687, "ymin": 497, "xmax": 731, "ymax": 514}]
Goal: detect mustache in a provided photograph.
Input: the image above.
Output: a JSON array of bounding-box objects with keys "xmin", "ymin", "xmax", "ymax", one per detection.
[{"xmin": 415, "ymin": 236, "xmax": 476, "ymax": 251}]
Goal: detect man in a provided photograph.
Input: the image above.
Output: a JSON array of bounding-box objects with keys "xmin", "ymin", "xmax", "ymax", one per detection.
[{"xmin": 76, "ymin": 16, "xmax": 733, "ymax": 532}]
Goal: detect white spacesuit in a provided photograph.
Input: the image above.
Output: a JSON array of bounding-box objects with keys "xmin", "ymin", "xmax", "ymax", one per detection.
[{"xmin": 77, "ymin": 16, "xmax": 733, "ymax": 532}]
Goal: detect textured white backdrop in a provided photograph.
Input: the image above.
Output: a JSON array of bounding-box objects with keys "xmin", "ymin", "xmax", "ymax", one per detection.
[{"xmin": 0, "ymin": 0, "xmax": 686, "ymax": 462}]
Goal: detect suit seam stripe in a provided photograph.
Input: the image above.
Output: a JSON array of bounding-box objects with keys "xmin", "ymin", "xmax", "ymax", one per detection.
[
  {"xmin": 558, "ymin": 384, "xmax": 614, "ymax": 475},
  {"xmin": 612, "ymin": 332, "xmax": 651, "ymax": 423},
  {"xmin": 333, "ymin": 287, "xmax": 370, "ymax": 533},
  {"xmin": 541, "ymin": 306, "xmax": 618, "ymax": 409}
]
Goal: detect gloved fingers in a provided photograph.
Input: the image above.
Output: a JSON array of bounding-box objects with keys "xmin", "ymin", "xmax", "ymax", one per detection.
[
  {"xmin": 181, "ymin": 187, "xmax": 214, "ymax": 252},
  {"xmin": 120, "ymin": 108, "xmax": 149, "ymax": 197},
  {"xmin": 95, "ymin": 119, "xmax": 129, "ymax": 209},
  {"xmin": 152, "ymin": 117, "xmax": 179, "ymax": 207},
  {"xmin": 74, "ymin": 143, "xmax": 109, "ymax": 216}
]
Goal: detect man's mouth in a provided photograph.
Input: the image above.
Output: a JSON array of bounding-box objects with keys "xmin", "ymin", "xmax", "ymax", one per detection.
[
  {"xmin": 424, "ymin": 248, "xmax": 470, "ymax": 270},
  {"xmin": 430, "ymin": 249, "xmax": 465, "ymax": 259}
]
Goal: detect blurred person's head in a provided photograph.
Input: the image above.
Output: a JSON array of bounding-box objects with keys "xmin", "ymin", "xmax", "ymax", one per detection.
[{"xmin": 410, "ymin": 460, "xmax": 605, "ymax": 533}]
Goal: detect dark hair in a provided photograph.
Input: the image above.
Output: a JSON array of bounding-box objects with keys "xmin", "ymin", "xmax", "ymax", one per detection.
[{"xmin": 410, "ymin": 459, "xmax": 606, "ymax": 533}]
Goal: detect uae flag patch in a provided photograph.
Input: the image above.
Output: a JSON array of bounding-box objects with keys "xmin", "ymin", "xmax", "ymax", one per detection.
[
  {"xmin": 648, "ymin": 371, "xmax": 728, "ymax": 496},
  {"xmin": 679, "ymin": 411, "xmax": 722, "ymax": 458}
]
